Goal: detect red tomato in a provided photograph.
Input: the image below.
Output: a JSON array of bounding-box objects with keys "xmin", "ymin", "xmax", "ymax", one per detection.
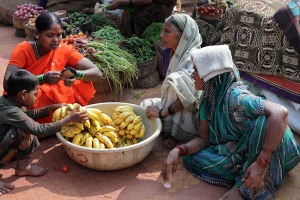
[
  {"xmin": 199, "ymin": 6, "xmax": 205, "ymax": 11},
  {"xmin": 61, "ymin": 165, "xmax": 69, "ymax": 173}
]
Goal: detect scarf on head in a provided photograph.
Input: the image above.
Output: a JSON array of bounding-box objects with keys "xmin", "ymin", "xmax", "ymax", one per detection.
[
  {"xmin": 161, "ymin": 14, "xmax": 202, "ymax": 110},
  {"xmin": 190, "ymin": 45, "xmax": 234, "ymax": 82},
  {"xmin": 190, "ymin": 45, "xmax": 242, "ymax": 120}
]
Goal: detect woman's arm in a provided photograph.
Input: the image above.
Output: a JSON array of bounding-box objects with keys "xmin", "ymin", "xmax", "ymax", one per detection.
[
  {"xmin": 259, "ymin": 100, "xmax": 288, "ymax": 160},
  {"xmin": 75, "ymin": 58, "xmax": 103, "ymax": 82},
  {"xmin": 162, "ymin": 120, "xmax": 211, "ymax": 182},
  {"xmin": 243, "ymin": 100, "xmax": 288, "ymax": 188},
  {"xmin": 160, "ymin": 99, "xmax": 184, "ymax": 117},
  {"xmin": 3, "ymin": 65, "xmax": 21, "ymax": 92}
]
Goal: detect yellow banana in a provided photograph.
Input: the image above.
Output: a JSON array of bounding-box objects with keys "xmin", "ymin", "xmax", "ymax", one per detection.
[
  {"xmin": 80, "ymin": 132, "xmax": 91, "ymax": 146},
  {"xmin": 138, "ymin": 124, "xmax": 145, "ymax": 138},
  {"xmin": 52, "ymin": 108, "xmax": 62, "ymax": 121},
  {"xmin": 126, "ymin": 123, "xmax": 135, "ymax": 131},
  {"xmin": 62, "ymin": 132, "xmax": 77, "ymax": 138},
  {"xmin": 88, "ymin": 124, "xmax": 97, "ymax": 136},
  {"xmin": 114, "ymin": 105, "xmax": 133, "ymax": 113},
  {"xmin": 61, "ymin": 125, "xmax": 81, "ymax": 137},
  {"xmin": 86, "ymin": 108, "xmax": 103, "ymax": 117},
  {"xmin": 133, "ymin": 122, "xmax": 142, "ymax": 131},
  {"xmin": 125, "ymin": 138, "xmax": 133, "ymax": 145},
  {"xmin": 95, "ymin": 133, "xmax": 114, "ymax": 148},
  {"xmin": 111, "ymin": 113, "xmax": 119, "ymax": 120},
  {"xmin": 118, "ymin": 111, "xmax": 135, "ymax": 119},
  {"xmin": 61, "ymin": 105, "xmax": 68, "ymax": 118},
  {"xmin": 99, "ymin": 143, "xmax": 106, "ymax": 149},
  {"xmin": 98, "ymin": 113, "xmax": 113, "ymax": 125},
  {"xmin": 85, "ymin": 136, "xmax": 93, "ymax": 148},
  {"xmin": 86, "ymin": 109, "xmax": 100, "ymax": 122},
  {"xmin": 132, "ymin": 116, "xmax": 142, "ymax": 124},
  {"xmin": 93, "ymin": 138, "xmax": 100, "ymax": 148},
  {"xmin": 119, "ymin": 129, "xmax": 126, "ymax": 136},
  {"xmin": 75, "ymin": 122, "xmax": 84, "ymax": 130},
  {"xmin": 126, "ymin": 134, "xmax": 133, "ymax": 139},
  {"xmin": 132, "ymin": 137, "xmax": 138, "ymax": 144},
  {"xmin": 124, "ymin": 114, "xmax": 137, "ymax": 123},
  {"xmin": 119, "ymin": 121, "xmax": 130, "ymax": 130},
  {"xmin": 72, "ymin": 133, "xmax": 83, "ymax": 145},
  {"xmin": 99, "ymin": 125, "xmax": 116, "ymax": 133},
  {"xmin": 114, "ymin": 117, "xmax": 125, "ymax": 125},
  {"xmin": 84, "ymin": 119, "xmax": 91, "ymax": 129},
  {"xmin": 67, "ymin": 103, "xmax": 74, "ymax": 111},
  {"xmin": 103, "ymin": 131, "xmax": 119, "ymax": 139},
  {"xmin": 129, "ymin": 129, "xmax": 138, "ymax": 136}
]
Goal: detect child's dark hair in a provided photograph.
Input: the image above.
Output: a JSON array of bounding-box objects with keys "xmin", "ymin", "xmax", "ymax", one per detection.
[
  {"xmin": 7, "ymin": 70, "xmax": 39, "ymax": 96},
  {"xmin": 35, "ymin": 11, "xmax": 62, "ymax": 32}
]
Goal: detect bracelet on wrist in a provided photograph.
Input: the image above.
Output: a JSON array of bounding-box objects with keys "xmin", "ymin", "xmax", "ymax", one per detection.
[
  {"xmin": 37, "ymin": 74, "xmax": 45, "ymax": 84},
  {"xmin": 168, "ymin": 104, "xmax": 175, "ymax": 115},
  {"xmin": 159, "ymin": 109, "xmax": 165, "ymax": 119},
  {"xmin": 76, "ymin": 70, "xmax": 84, "ymax": 80},
  {"xmin": 175, "ymin": 144, "xmax": 188, "ymax": 157},
  {"xmin": 262, "ymin": 148, "xmax": 274, "ymax": 155},
  {"xmin": 256, "ymin": 155, "xmax": 270, "ymax": 168}
]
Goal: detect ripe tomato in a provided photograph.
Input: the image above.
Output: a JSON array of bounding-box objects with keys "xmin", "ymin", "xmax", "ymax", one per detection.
[{"xmin": 61, "ymin": 165, "xmax": 69, "ymax": 173}]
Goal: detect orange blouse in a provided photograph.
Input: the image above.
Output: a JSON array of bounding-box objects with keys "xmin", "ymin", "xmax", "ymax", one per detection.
[{"xmin": 9, "ymin": 41, "xmax": 95, "ymax": 122}]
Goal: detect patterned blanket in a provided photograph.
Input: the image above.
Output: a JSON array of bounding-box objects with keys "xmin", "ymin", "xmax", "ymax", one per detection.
[
  {"xmin": 274, "ymin": 1, "xmax": 300, "ymax": 54},
  {"xmin": 220, "ymin": 0, "xmax": 300, "ymax": 83}
]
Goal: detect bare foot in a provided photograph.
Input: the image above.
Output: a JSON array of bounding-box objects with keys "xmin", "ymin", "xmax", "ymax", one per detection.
[
  {"xmin": 163, "ymin": 137, "xmax": 177, "ymax": 149},
  {"xmin": 0, "ymin": 181, "xmax": 15, "ymax": 196},
  {"xmin": 15, "ymin": 164, "xmax": 49, "ymax": 177},
  {"xmin": 219, "ymin": 186, "xmax": 243, "ymax": 200}
]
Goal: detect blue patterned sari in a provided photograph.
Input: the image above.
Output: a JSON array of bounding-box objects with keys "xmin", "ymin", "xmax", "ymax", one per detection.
[{"xmin": 183, "ymin": 70, "xmax": 300, "ymax": 200}]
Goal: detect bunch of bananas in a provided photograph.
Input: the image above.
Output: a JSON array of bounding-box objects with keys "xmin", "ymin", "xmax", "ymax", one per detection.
[
  {"xmin": 52, "ymin": 104, "xmax": 146, "ymax": 149},
  {"xmin": 112, "ymin": 105, "xmax": 145, "ymax": 147}
]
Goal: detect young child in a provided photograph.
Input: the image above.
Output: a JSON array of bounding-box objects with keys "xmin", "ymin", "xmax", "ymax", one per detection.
[{"xmin": 0, "ymin": 69, "xmax": 88, "ymax": 196}]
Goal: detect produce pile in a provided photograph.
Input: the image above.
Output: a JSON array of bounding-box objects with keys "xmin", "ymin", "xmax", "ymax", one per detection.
[
  {"xmin": 142, "ymin": 22, "xmax": 163, "ymax": 45},
  {"xmin": 85, "ymin": 41, "xmax": 138, "ymax": 96},
  {"xmin": 14, "ymin": 3, "xmax": 44, "ymax": 20},
  {"xmin": 120, "ymin": 35, "xmax": 156, "ymax": 63},
  {"xmin": 52, "ymin": 104, "xmax": 146, "ymax": 149},
  {"xmin": 93, "ymin": 25, "xmax": 124, "ymax": 43}
]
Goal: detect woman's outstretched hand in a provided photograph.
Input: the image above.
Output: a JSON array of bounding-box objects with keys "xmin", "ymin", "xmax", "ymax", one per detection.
[
  {"xmin": 242, "ymin": 161, "xmax": 266, "ymax": 188},
  {"xmin": 43, "ymin": 71, "xmax": 61, "ymax": 84},
  {"xmin": 146, "ymin": 105, "xmax": 160, "ymax": 118},
  {"xmin": 162, "ymin": 148, "xmax": 180, "ymax": 182}
]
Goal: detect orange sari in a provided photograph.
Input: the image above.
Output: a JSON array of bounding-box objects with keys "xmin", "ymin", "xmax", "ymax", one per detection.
[{"xmin": 9, "ymin": 41, "xmax": 95, "ymax": 122}]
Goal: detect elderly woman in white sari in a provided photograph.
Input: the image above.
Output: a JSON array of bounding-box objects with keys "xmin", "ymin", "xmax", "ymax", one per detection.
[{"xmin": 141, "ymin": 14, "xmax": 202, "ymax": 148}]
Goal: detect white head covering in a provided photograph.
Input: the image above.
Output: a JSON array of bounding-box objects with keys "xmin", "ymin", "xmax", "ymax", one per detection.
[
  {"xmin": 190, "ymin": 45, "xmax": 234, "ymax": 82},
  {"xmin": 160, "ymin": 14, "xmax": 203, "ymax": 111}
]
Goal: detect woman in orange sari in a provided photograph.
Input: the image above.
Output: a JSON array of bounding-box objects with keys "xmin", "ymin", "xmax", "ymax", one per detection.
[{"xmin": 4, "ymin": 12, "xmax": 102, "ymax": 123}]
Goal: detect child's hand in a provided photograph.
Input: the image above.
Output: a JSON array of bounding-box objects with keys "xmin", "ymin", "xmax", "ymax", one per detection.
[
  {"xmin": 60, "ymin": 110, "xmax": 88, "ymax": 127},
  {"xmin": 68, "ymin": 110, "xmax": 89, "ymax": 123}
]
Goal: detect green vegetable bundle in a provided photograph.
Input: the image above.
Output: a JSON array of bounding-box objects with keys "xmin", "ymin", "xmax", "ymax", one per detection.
[
  {"xmin": 86, "ymin": 41, "xmax": 138, "ymax": 96},
  {"xmin": 94, "ymin": 26, "xmax": 124, "ymax": 43},
  {"xmin": 142, "ymin": 22, "xmax": 163, "ymax": 45},
  {"xmin": 121, "ymin": 35, "xmax": 156, "ymax": 63},
  {"xmin": 90, "ymin": 14, "xmax": 114, "ymax": 32},
  {"xmin": 68, "ymin": 12, "xmax": 92, "ymax": 27}
]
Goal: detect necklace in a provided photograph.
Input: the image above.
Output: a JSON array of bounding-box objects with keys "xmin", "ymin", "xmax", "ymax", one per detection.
[{"xmin": 34, "ymin": 40, "xmax": 41, "ymax": 59}]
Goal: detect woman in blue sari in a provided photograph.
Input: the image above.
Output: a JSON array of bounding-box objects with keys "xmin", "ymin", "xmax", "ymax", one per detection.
[{"xmin": 161, "ymin": 45, "xmax": 300, "ymax": 200}]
